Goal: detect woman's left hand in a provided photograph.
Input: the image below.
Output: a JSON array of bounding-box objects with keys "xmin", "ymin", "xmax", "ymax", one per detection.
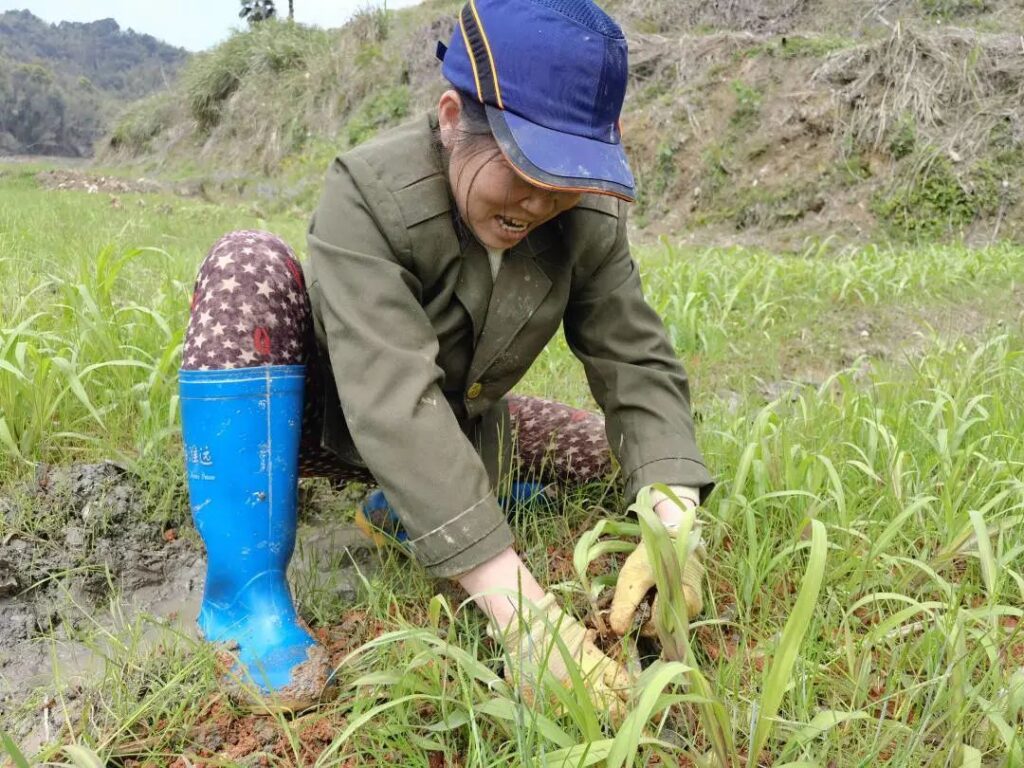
[{"xmin": 607, "ymin": 489, "xmax": 705, "ymax": 636}]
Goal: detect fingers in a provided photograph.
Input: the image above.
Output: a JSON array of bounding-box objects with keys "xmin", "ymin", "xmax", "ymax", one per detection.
[
  {"xmin": 600, "ymin": 653, "xmax": 633, "ymax": 692},
  {"xmin": 608, "ymin": 546, "xmax": 656, "ymax": 635},
  {"xmin": 579, "ymin": 633, "xmax": 633, "ymax": 719},
  {"xmin": 594, "ymin": 682, "xmax": 630, "ymax": 725},
  {"xmin": 639, "ymin": 593, "xmax": 661, "ymax": 638},
  {"xmin": 681, "ymin": 550, "xmax": 705, "ymax": 617}
]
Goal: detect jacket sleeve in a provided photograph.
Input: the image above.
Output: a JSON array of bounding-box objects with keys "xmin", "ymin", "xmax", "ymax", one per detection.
[
  {"xmin": 307, "ymin": 157, "xmax": 512, "ymax": 577},
  {"xmin": 563, "ymin": 205, "xmax": 715, "ymax": 504}
]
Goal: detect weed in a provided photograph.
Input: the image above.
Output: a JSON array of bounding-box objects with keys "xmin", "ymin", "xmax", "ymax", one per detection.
[
  {"xmin": 872, "ymin": 150, "xmax": 1004, "ymax": 237},
  {"xmin": 776, "ymin": 34, "xmax": 853, "ymax": 59},
  {"xmin": 921, "ymin": 0, "xmax": 989, "ymax": 18},
  {"xmin": 738, "ymin": 35, "xmax": 854, "ymax": 61},
  {"xmin": 4, "ymin": 170, "xmax": 1024, "ymax": 764},
  {"xmin": 888, "ymin": 115, "xmax": 918, "ymax": 160},
  {"xmin": 634, "ymin": 139, "xmax": 679, "ymax": 221},
  {"xmin": 345, "ymin": 85, "xmax": 411, "ymax": 147},
  {"xmin": 730, "ymin": 79, "xmax": 762, "ymax": 128}
]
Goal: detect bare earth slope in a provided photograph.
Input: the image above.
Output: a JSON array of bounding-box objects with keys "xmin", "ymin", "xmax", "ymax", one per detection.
[{"xmin": 98, "ymin": 0, "xmax": 1024, "ymax": 247}]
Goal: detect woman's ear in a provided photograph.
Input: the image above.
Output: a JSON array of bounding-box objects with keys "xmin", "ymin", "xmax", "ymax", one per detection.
[{"xmin": 437, "ymin": 89, "xmax": 463, "ymax": 150}]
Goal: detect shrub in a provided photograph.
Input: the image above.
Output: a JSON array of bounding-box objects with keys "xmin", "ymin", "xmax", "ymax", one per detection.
[
  {"xmin": 346, "ymin": 85, "xmax": 410, "ymax": 147},
  {"xmin": 107, "ymin": 93, "xmax": 178, "ymax": 154},
  {"xmin": 730, "ymin": 79, "xmax": 762, "ymax": 127},
  {"xmin": 183, "ymin": 20, "xmax": 333, "ymax": 133},
  {"xmin": 872, "ymin": 151, "xmax": 1004, "ymax": 237}
]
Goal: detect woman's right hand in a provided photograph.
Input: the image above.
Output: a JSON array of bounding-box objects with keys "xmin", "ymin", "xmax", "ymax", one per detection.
[{"xmin": 496, "ymin": 592, "xmax": 633, "ymax": 722}]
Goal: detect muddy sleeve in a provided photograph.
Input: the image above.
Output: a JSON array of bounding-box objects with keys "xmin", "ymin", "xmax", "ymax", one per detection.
[
  {"xmin": 563, "ymin": 206, "xmax": 715, "ymax": 504},
  {"xmin": 306, "ymin": 157, "xmax": 512, "ymax": 577}
]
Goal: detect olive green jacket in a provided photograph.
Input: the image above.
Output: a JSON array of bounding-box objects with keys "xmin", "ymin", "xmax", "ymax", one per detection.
[{"xmin": 305, "ymin": 113, "xmax": 713, "ymax": 578}]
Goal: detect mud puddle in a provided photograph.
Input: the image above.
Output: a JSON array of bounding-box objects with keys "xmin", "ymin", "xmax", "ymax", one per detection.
[{"xmin": 0, "ymin": 462, "xmax": 375, "ymax": 752}]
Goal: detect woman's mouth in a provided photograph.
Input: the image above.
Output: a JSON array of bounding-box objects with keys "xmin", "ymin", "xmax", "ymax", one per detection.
[{"xmin": 496, "ymin": 215, "xmax": 529, "ymax": 234}]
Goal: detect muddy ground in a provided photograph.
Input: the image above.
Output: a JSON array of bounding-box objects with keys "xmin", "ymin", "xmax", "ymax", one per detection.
[{"xmin": 0, "ymin": 462, "xmax": 378, "ymax": 754}]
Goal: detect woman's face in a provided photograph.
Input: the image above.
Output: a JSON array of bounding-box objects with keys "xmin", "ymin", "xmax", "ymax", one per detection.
[{"xmin": 438, "ymin": 91, "xmax": 582, "ymax": 250}]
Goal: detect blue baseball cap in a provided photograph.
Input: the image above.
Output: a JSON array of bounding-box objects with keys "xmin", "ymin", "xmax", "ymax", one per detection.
[{"xmin": 438, "ymin": 0, "xmax": 636, "ymax": 202}]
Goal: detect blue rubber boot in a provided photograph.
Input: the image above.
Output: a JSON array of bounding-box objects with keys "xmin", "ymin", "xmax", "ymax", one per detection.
[
  {"xmin": 180, "ymin": 365, "xmax": 332, "ymax": 710},
  {"xmin": 502, "ymin": 481, "xmax": 549, "ymax": 511}
]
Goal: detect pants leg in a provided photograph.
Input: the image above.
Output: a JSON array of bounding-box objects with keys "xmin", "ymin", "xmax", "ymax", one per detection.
[
  {"xmin": 183, "ymin": 229, "xmax": 372, "ymax": 486},
  {"xmin": 183, "ymin": 231, "xmax": 613, "ymax": 493},
  {"xmin": 506, "ymin": 394, "xmax": 614, "ymax": 488},
  {"xmin": 183, "ymin": 229, "xmax": 310, "ymax": 370}
]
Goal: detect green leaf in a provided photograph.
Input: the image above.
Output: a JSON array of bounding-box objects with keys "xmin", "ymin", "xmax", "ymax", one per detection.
[
  {"xmin": 607, "ymin": 661, "xmax": 692, "ymax": 768},
  {"xmin": 958, "ymin": 744, "xmax": 981, "ymax": 768},
  {"xmin": 475, "ymin": 697, "xmax": 573, "ymax": 748},
  {"xmin": 0, "ymin": 359, "xmax": 28, "ymax": 381},
  {"xmin": 51, "ymin": 356, "xmax": 105, "ymax": 427},
  {"xmin": 0, "ymin": 417, "xmax": 24, "ymax": 461},
  {"xmin": 968, "ymin": 509, "xmax": 999, "ymax": 604},
  {"xmin": 63, "ymin": 744, "xmax": 105, "ymax": 768},
  {"xmin": 780, "ymin": 710, "xmax": 870, "ymax": 757},
  {"xmin": 543, "ymin": 739, "xmax": 614, "ymax": 767},
  {"xmin": 1, "ymin": 731, "xmax": 31, "ymax": 768},
  {"xmin": 748, "ymin": 519, "xmax": 828, "ymax": 766}
]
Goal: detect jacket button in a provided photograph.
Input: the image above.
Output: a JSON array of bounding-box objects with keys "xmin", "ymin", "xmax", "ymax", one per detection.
[{"xmin": 467, "ymin": 382, "xmax": 483, "ymax": 399}]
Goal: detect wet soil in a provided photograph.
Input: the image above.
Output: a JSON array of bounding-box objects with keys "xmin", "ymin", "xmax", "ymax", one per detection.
[
  {"xmin": 0, "ymin": 463, "xmax": 199, "ymax": 691},
  {"xmin": 0, "ymin": 462, "xmax": 378, "ymax": 754}
]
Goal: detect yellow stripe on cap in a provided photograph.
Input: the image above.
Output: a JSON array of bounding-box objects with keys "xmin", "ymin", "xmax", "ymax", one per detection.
[
  {"xmin": 458, "ymin": 13, "xmax": 484, "ymax": 104},
  {"xmin": 469, "ymin": 0, "xmax": 503, "ymax": 109}
]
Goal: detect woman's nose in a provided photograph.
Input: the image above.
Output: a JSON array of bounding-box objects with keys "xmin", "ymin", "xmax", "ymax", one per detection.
[{"xmin": 520, "ymin": 187, "xmax": 556, "ymax": 217}]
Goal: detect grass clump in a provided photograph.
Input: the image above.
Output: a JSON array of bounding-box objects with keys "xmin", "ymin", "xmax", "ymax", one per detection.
[
  {"xmin": 872, "ymin": 150, "xmax": 1009, "ymax": 237},
  {"xmin": 634, "ymin": 139, "xmax": 679, "ymax": 223},
  {"xmin": 346, "ymin": 85, "xmax": 411, "ymax": 147},
  {"xmin": 814, "ymin": 25, "xmax": 1024, "ymax": 164},
  {"xmin": 101, "ymin": 12, "xmax": 414, "ymax": 175},
  {"xmin": 729, "ymin": 79, "xmax": 762, "ymax": 127},
  {"xmin": 738, "ymin": 34, "xmax": 855, "ymax": 61},
  {"xmin": 182, "ymin": 20, "xmax": 336, "ymax": 134},
  {"xmin": 4, "ymin": 171, "xmax": 1024, "ymax": 764},
  {"xmin": 106, "ymin": 92, "xmax": 180, "ymax": 155},
  {"xmin": 920, "ymin": 0, "xmax": 989, "ymax": 19}
]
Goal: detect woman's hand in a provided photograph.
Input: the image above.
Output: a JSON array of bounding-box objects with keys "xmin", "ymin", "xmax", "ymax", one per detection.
[
  {"xmin": 458, "ymin": 548, "xmax": 633, "ymax": 721},
  {"xmin": 497, "ymin": 592, "xmax": 633, "ymax": 722},
  {"xmin": 608, "ymin": 487, "xmax": 705, "ymax": 636}
]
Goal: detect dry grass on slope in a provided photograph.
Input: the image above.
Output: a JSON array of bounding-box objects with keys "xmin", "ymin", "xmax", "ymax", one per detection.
[{"xmin": 100, "ymin": 2, "xmax": 1024, "ymax": 245}]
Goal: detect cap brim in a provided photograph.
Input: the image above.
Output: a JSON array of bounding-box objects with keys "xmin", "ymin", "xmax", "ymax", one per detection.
[{"xmin": 485, "ymin": 106, "xmax": 636, "ymax": 202}]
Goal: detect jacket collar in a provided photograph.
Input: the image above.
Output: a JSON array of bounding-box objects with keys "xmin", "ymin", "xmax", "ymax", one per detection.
[{"xmin": 466, "ymin": 234, "xmax": 554, "ymax": 384}]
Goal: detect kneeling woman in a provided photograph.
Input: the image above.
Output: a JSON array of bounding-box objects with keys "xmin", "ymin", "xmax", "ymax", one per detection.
[{"xmin": 179, "ymin": 0, "xmax": 714, "ymax": 716}]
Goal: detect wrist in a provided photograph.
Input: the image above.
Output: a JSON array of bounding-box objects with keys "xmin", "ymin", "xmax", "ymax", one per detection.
[
  {"xmin": 456, "ymin": 546, "xmax": 546, "ymax": 630},
  {"xmin": 651, "ymin": 485, "xmax": 699, "ymax": 529}
]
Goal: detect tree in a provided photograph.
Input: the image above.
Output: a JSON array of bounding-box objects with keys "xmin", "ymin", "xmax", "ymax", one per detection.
[{"xmin": 239, "ymin": 0, "xmax": 276, "ymax": 24}]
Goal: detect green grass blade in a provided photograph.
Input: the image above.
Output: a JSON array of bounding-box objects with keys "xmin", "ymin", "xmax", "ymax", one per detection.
[
  {"xmin": 968, "ymin": 509, "xmax": 999, "ymax": 605},
  {"xmin": 1, "ymin": 732, "xmax": 31, "ymax": 768},
  {"xmin": 62, "ymin": 744, "xmax": 106, "ymax": 768},
  {"xmin": 779, "ymin": 710, "xmax": 870, "ymax": 758},
  {"xmin": 606, "ymin": 660, "xmax": 693, "ymax": 768},
  {"xmin": 748, "ymin": 518, "xmax": 827, "ymax": 766}
]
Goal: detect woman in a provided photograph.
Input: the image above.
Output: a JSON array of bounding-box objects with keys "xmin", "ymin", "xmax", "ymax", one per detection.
[{"xmin": 179, "ymin": 0, "xmax": 714, "ymax": 717}]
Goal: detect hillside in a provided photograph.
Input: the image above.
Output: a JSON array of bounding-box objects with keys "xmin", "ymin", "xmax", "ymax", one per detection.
[
  {"xmin": 0, "ymin": 10, "xmax": 188, "ymax": 157},
  {"xmin": 100, "ymin": 0, "xmax": 1024, "ymax": 246}
]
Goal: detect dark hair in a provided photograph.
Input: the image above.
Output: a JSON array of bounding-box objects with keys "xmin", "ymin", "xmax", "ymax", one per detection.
[
  {"xmin": 435, "ymin": 90, "xmax": 493, "ymax": 158},
  {"xmin": 436, "ymin": 89, "xmax": 506, "ymax": 230},
  {"xmin": 454, "ymin": 91, "xmax": 490, "ymax": 138}
]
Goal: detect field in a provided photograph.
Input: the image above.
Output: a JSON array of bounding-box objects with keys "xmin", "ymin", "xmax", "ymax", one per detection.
[{"xmin": 1, "ymin": 163, "xmax": 1022, "ymax": 766}]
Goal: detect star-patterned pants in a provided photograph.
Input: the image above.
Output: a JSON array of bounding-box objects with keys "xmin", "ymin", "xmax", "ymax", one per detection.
[{"xmin": 182, "ymin": 230, "xmax": 613, "ymax": 489}]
